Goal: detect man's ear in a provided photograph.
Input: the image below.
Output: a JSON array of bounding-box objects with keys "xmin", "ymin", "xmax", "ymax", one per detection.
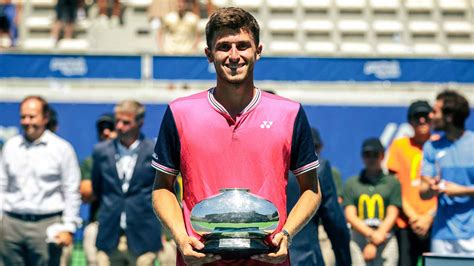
[
  {"xmin": 256, "ymin": 44, "xmax": 263, "ymax": 60},
  {"xmin": 205, "ymin": 47, "xmax": 213, "ymax": 63}
]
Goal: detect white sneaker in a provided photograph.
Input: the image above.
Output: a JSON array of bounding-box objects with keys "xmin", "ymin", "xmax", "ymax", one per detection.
[
  {"xmin": 110, "ymin": 16, "xmax": 120, "ymax": 28},
  {"xmin": 97, "ymin": 15, "xmax": 108, "ymax": 28}
]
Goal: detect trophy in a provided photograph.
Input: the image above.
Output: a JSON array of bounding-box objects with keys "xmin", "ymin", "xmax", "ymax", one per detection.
[{"xmin": 190, "ymin": 188, "xmax": 280, "ymax": 259}]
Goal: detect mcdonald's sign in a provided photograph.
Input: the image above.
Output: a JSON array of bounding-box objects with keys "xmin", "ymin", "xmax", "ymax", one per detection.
[{"xmin": 358, "ymin": 193, "xmax": 385, "ymax": 222}]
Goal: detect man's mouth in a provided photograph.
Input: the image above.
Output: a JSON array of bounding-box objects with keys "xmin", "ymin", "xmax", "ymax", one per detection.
[{"xmin": 226, "ymin": 63, "xmax": 245, "ymax": 70}]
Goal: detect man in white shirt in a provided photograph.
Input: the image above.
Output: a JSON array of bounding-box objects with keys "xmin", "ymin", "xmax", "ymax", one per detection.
[{"xmin": 0, "ymin": 95, "xmax": 82, "ymax": 266}]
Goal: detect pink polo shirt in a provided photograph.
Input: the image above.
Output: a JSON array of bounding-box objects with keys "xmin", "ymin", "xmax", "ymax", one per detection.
[{"xmin": 152, "ymin": 88, "xmax": 319, "ymax": 265}]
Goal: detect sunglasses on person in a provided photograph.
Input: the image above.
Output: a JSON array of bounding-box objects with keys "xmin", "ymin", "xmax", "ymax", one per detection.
[{"xmin": 362, "ymin": 151, "xmax": 381, "ymax": 158}]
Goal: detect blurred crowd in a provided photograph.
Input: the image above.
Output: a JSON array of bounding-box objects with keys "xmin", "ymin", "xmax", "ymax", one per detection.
[
  {"xmin": 0, "ymin": 89, "xmax": 472, "ymax": 266},
  {"xmin": 0, "ymin": 0, "xmax": 211, "ymax": 51}
]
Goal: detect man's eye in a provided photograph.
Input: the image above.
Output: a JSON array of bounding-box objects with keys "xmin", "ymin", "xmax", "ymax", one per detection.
[
  {"xmin": 218, "ymin": 44, "xmax": 230, "ymax": 51},
  {"xmin": 237, "ymin": 44, "xmax": 249, "ymax": 50}
]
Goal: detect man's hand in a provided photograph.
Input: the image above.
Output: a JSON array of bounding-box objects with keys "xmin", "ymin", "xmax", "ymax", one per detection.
[
  {"xmin": 177, "ymin": 236, "xmax": 220, "ymax": 265},
  {"xmin": 251, "ymin": 231, "xmax": 289, "ymax": 264},
  {"xmin": 410, "ymin": 214, "xmax": 433, "ymax": 238},
  {"xmin": 428, "ymin": 176, "xmax": 443, "ymax": 195},
  {"xmin": 55, "ymin": 232, "xmax": 73, "ymax": 246},
  {"xmin": 363, "ymin": 243, "xmax": 377, "ymax": 262},
  {"xmin": 369, "ymin": 230, "xmax": 386, "ymax": 246}
]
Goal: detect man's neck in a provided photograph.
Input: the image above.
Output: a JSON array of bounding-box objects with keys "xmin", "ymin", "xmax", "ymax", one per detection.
[
  {"xmin": 412, "ymin": 133, "xmax": 430, "ymax": 146},
  {"xmin": 445, "ymin": 126, "xmax": 465, "ymax": 141},
  {"xmin": 365, "ymin": 168, "xmax": 382, "ymax": 179},
  {"xmin": 119, "ymin": 135, "xmax": 139, "ymax": 149},
  {"xmin": 214, "ymin": 82, "xmax": 255, "ymax": 120}
]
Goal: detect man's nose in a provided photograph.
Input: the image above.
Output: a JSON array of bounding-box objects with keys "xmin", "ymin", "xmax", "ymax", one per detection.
[{"xmin": 229, "ymin": 45, "xmax": 239, "ymax": 61}]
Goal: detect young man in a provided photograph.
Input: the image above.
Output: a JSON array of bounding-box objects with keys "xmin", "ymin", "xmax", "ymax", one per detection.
[
  {"xmin": 344, "ymin": 138, "xmax": 401, "ymax": 266},
  {"xmin": 0, "ymin": 96, "xmax": 81, "ymax": 266},
  {"xmin": 420, "ymin": 90, "xmax": 474, "ymax": 255},
  {"xmin": 387, "ymin": 100, "xmax": 437, "ymax": 266},
  {"xmin": 152, "ymin": 7, "xmax": 321, "ymax": 266},
  {"xmin": 92, "ymin": 100, "xmax": 162, "ymax": 266}
]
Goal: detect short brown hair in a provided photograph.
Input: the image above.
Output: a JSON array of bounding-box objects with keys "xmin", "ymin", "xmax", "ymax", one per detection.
[
  {"xmin": 436, "ymin": 90, "xmax": 470, "ymax": 129},
  {"xmin": 114, "ymin": 100, "xmax": 145, "ymax": 122},
  {"xmin": 205, "ymin": 7, "xmax": 260, "ymax": 48},
  {"xmin": 20, "ymin": 95, "xmax": 50, "ymax": 119}
]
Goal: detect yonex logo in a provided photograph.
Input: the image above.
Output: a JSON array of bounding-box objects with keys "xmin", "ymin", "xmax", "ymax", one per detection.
[{"xmin": 260, "ymin": 121, "xmax": 273, "ymax": 129}]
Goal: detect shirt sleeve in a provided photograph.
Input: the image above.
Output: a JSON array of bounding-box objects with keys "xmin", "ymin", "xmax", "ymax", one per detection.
[
  {"xmin": 388, "ymin": 176, "xmax": 402, "ymax": 208},
  {"xmin": 152, "ymin": 106, "xmax": 180, "ymax": 176},
  {"xmin": 386, "ymin": 141, "xmax": 401, "ymax": 174},
  {"xmin": 342, "ymin": 178, "xmax": 356, "ymax": 207},
  {"xmin": 60, "ymin": 143, "xmax": 82, "ymax": 232},
  {"xmin": 290, "ymin": 105, "xmax": 319, "ymax": 176},
  {"xmin": 421, "ymin": 141, "xmax": 436, "ymax": 178}
]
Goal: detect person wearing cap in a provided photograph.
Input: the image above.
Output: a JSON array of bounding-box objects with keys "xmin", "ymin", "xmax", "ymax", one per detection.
[
  {"xmin": 287, "ymin": 127, "xmax": 351, "ymax": 265},
  {"xmin": 79, "ymin": 112, "xmax": 117, "ymax": 266},
  {"xmin": 343, "ymin": 138, "xmax": 401, "ymax": 266},
  {"xmin": 386, "ymin": 100, "xmax": 437, "ymax": 266},
  {"xmin": 420, "ymin": 90, "xmax": 474, "ymax": 255}
]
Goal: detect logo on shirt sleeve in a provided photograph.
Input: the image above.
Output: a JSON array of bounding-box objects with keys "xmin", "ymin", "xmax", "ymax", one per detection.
[{"xmin": 260, "ymin": 121, "xmax": 273, "ymax": 129}]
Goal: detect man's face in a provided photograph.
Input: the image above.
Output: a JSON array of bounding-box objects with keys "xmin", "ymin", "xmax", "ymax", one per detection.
[
  {"xmin": 115, "ymin": 111, "xmax": 141, "ymax": 140},
  {"xmin": 362, "ymin": 151, "xmax": 384, "ymax": 171},
  {"xmin": 20, "ymin": 99, "xmax": 48, "ymax": 142},
  {"xmin": 409, "ymin": 113, "xmax": 431, "ymax": 137},
  {"xmin": 430, "ymin": 100, "xmax": 446, "ymax": 131},
  {"xmin": 205, "ymin": 28, "xmax": 262, "ymax": 85}
]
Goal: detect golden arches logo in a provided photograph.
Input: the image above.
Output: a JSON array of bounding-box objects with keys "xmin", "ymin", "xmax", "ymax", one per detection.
[
  {"xmin": 410, "ymin": 153, "xmax": 422, "ymax": 181},
  {"xmin": 358, "ymin": 194, "xmax": 385, "ymax": 220}
]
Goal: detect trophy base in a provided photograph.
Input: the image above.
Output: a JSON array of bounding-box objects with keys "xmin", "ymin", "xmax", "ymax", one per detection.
[{"xmin": 201, "ymin": 238, "xmax": 276, "ymax": 260}]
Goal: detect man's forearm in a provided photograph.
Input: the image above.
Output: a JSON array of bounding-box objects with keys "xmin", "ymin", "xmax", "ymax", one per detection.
[
  {"xmin": 376, "ymin": 206, "xmax": 398, "ymax": 235},
  {"xmin": 152, "ymin": 188, "xmax": 188, "ymax": 242},
  {"xmin": 284, "ymin": 185, "xmax": 321, "ymax": 237}
]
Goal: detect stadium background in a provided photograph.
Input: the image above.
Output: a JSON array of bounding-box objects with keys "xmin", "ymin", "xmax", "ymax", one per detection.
[{"xmin": 1, "ymin": 0, "xmax": 474, "ymax": 265}]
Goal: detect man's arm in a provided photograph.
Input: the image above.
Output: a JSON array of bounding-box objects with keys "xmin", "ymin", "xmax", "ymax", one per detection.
[
  {"xmin": 152, "ymin": 171, "xmax": 220, "ymax": 265},
  {"xmin": 344, "ymin": 205, "xmax": 376, "ymax": 240},
  {"xmin": 58, "ymin": 144, "xmax": 82, "ymax": 246},
  {"xmin": 370, "ymin": 206, "xmax": 398, "ymax": 246},
  {"xmin": 441, "ymin": 181, "xmax": 474, "ymax": 197},
  {"xmin": 253, "ymin": 169, "xmax": 321, "ymax": 264}
]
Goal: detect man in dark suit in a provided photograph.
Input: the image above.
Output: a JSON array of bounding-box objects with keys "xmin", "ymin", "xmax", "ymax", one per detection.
[
  {"xmin": 287, "ymin": 128, "xmax": 351, "ymax": 265},
  {"xmin": 92, "ymin": 100, "xmax": 162, "ymax": 266}
]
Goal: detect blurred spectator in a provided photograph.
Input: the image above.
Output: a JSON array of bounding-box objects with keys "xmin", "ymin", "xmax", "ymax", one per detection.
[
  {"xmin": 287, "ymin": 127, "xmax": 351, "ymax": 266},
  {"xmin": 387, "ymin": 100, "xmax": 437, "ymax": 266},
  {"xmin": 91, "ymin": 100, "xmax": 162, "ymax": 266},
  {"xmin": 148, "ymin": 0, "xmax": 176, "ymax": 34},
  {"xmin": 420, "ymin": 90, "xmax": 474, "ymax": 255},
  {"xmin": 80, "ymin": 113, "xmax": 116, "ymax": 266},
  {"xmin": 0, "ymin": 96, "xmax": 82, "ymax": 266},
  {"xmin": 343, "ymin": 138, "xmax": 401, "ymax": 266},
  {"xmin": 158, "ymin": 0, "xmax": 200, "ymax": 54},
  {"xmin": 97, "ymin": 0, "xmax": 121, "ymax": 28},
  {"xmin": 0, "ymin": 0, "xmax": 21, "ymax": 47},
  {"xmin": 51, "ymin": 0, "xmax": 78, "ymax": 43}
]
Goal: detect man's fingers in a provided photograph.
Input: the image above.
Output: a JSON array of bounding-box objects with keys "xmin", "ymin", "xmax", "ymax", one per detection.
[
  {"xmin": 272, "ymin": 232, "xmax": 284, "ymax": 246},
  {"xmin": 189, "ymin": 236, "xmax": 205, "ymax": 250}
]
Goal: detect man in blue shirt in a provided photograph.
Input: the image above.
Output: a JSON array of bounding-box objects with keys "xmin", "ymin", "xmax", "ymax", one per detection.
[{"xmin": 420, "ymin": 90, "xmax": 474, "ymax": 255}]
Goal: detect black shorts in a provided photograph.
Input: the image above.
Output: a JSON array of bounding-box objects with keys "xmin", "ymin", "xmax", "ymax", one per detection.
[
  {"xmin": 56, "ymin": 0, "xmax": 78, "ymax": 23},
  {"xmin": 0, "ymin": 5, "xmax": 10, "ymax": 32}
]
